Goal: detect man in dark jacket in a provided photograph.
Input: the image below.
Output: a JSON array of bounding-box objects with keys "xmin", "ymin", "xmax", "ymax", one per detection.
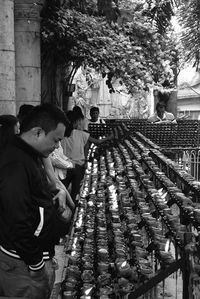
[{"xmin": 0, "ymin": 104, "xmax": 67, "ymax": 299}]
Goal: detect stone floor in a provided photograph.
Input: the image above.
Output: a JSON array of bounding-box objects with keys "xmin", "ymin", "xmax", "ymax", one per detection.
[
  {"xmin": 50, "ymin": 244, "xmax": 67, "ymax": 299},
  {"xmin": 158, "ymin": 273, "xmax": 183, "ymax": 299}
]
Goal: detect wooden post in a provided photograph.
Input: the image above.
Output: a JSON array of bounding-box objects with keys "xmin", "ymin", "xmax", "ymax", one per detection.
[{"xmin": 0, "ymin": 0, "xmax": 16, "ymax": 114}]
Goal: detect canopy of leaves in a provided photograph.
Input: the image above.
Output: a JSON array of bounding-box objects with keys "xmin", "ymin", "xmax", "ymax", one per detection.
[
  {"xmin": 41, "ymin": 0, "xmax": 178, "ymax": 94},
  {"xmin": 177, "ymin": 0, "xmax": 200, "ymax": 67}
]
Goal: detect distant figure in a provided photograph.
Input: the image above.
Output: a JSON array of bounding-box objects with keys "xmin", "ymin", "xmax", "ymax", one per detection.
[
  {"xmin": 148, "ymin": 101, "xmax": 176, "ymax": 123},
  {"xmin": 0, "ymin": 115, "xmax": 19, "ymax": 151},
  {"xmin": 62, "ymin": 110, "xmax": 112, "ymax": 201},
  {"xmin": 88, "ymin": 106, "xmax": 105, "ymax": 124},
  {"xmin": 73, "ymin": 105, "xmax": 88, "ymax": 130}
]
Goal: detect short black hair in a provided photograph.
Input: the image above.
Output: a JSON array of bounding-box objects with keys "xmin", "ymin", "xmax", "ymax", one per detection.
[
  {"xmin": 17, "ymin": 104, "xmax": 34, "ymax": 125},
  {"xmin": 20, "ymin": 103, "xmax": 67, "ymax": 134},
  {"xmin": 90, "ymin": 106, "xmax": 99, "ymax": 114},
  {"xmin": 64, "ymin": 110, "xmax": 84, "ymax": 137},
  {"xmin": 0, "ymin": 115, "xmax": 18, "ymax": 127},
  {"xmin": 73, "ymin": 106, "xmax": 84, "ymax": 117}
]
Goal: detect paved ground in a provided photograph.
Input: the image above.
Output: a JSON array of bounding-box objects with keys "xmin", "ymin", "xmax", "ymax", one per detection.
[
  {"xmin": 158, "ymin": 274, "xmax": 183, "ymax": 299},
  {"xmin": 50, "ymin": 244, "xmax": 67, "ymax": 299}
]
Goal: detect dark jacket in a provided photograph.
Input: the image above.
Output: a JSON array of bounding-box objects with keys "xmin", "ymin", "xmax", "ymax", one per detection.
[{"xmin": 0, "ymin": 136, "xmax": 64, "ymax": 271}]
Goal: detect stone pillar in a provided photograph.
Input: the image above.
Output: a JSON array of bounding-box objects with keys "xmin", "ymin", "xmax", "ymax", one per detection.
[
  {"xmin": 0, "ymin": 0, "xmax": 16, "ymax": 115},
  {"xmin": 14, "ymin": 0, "xmax": 45, "ymax": 113}
]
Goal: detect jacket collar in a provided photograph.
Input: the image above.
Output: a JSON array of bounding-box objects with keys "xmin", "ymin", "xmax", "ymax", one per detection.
[{"xmin": 13, "ymin": 135, "xmax": 43, "ymax": 160}]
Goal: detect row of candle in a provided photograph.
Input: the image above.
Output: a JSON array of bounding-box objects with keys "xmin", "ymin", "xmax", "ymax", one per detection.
[
  {"xmin": 63, "ymin": 132, "xmax": 197, "ymax": 298},
  {"xmin": 141, "ymin": 151, "xmax": 200, "ymax": 229},
  {"xmin": 110, "ymin": 145, "xmax": 176, "ymax": 268}
]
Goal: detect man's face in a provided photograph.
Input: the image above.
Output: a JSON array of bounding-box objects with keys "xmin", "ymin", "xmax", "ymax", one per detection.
[
  {"xmin": 76, "ymin": 118, "xmax": 85, "ymax": 130},
  {"xmin": 34, "ymin": 123, "xmax": 66, "ymax": 157},
  {"xmin": 90, "ymin": 110, "xmax": 99, "ymax": 122},
  {"xmin": 157, "ymin": 105, "xmax": 165, "ymax": 117}
]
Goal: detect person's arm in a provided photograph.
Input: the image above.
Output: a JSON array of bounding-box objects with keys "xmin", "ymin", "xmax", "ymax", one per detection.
[
  {"xmin": 43, "ymin": 157, "xmax": 74, "ymax": 210},
  {"xmin": 171, "ymin": 117, "xmax": 177, "ymax": 124},
  {"xmin": 147, "ymin": 116, "xmax": 156, "ymax": 123},
  {"xmin": 84, "ymin": 140, "xmax": 90, "ymax": 159},
  {"xmin": 42, "ymin": 157, "xmax": 57, "ymax": 190},
  {"xmin": 50, "ymin": 149, "xmax": 74, "ymax": 169},
  {"xmin": 88, "ymin": 135, "xmax": 113, "ymax": 145},
  {"xmin": 54, "ymin": 179, "xmax": 75, "ymax": 210},
  {"xmin": 100, "ymin": 118, "xmax": 106, "ymax": 124}
]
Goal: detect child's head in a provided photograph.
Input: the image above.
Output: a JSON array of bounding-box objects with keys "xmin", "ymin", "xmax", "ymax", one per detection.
[
  {"xmin": 65, "ymin": 110, "xmax": 85, "ymax": 136},
  {"xmin": 73, "ymin": 106, "xmax": 84, "ymax": 117},
  {"xmin": 90, "ymin": 106, "xmax": 99, "ymax": 122},
  {"xmin": 73, "ymin": 112, "xmax": 85, "ymax": 130}
]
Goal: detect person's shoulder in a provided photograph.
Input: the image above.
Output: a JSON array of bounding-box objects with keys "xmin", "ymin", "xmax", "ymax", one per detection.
[
  {"xmin": 0, "ymin": 144, "xmax": 35, "ymax": 175},
  {"xmin": 73, "ymin": 129, "xmax": 88, "ymax": 137},
  {"xmin": 166, "ymin": 112, "xmax": 175, "ymax": 119},
  {"xmin": 100, "ymin": 118, "xmax": 105, "ymax": 124}
]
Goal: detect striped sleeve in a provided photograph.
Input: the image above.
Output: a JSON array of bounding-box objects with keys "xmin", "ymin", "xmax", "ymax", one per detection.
[{"xmin": 29, "ymin": 259, "xmax": 45, "ymax": 271}]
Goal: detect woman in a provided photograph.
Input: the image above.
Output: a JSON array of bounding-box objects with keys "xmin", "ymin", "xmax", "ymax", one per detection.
[{"xmin": 61, "ymin": 110, "xmax": 112, "ymax": 202}]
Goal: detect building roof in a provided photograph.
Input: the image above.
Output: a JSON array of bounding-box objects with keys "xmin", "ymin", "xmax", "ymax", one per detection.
[
  {"xmin": 177, "ymin": 66, "xmax": 200, "ymax": 99},
  {"xmin": 178, "ymin": 84, "xmax": 200, "ymax": 99},
  {"xmin": 178, "ymin": 66, "xmax": 200, "ymax": 87}
]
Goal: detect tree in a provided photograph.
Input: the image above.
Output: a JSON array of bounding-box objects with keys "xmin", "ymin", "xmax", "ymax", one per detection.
[
  {"xmin": 177, "ymin": 0, "xmax": 200, "ymax": 67},
  {"xmin": 41, "ymin": 0, "xmax": 178, "ymax": 105}
]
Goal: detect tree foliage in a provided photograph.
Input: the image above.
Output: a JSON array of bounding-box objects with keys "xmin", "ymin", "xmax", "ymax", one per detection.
[
  {"xmin": 41, "ymin": 0, "xmax": 178, "ymax": 95},
  {"xmin": 177, "ymin": 0, "xmax": 200, "ymax": 67}
]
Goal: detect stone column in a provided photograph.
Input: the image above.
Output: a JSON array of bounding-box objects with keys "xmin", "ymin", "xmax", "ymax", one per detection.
[
  {"xmin": 0, "ymin": 0, "xmax": 16, "ymax": 115},
  {"xmin": 14, "ymin": 0, "xmax": 45, "ymax": 113}
]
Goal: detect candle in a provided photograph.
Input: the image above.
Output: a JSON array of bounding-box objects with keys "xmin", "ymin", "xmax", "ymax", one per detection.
[
  {"xmin": 82, "ymin": 283, "xmax": 94, "ymax": 296},
  {"xmin": 97, "ymin": 261, "xmax": 109, "ymax": 273},
  {"xmin": 116, "ymin": 261, "xmax": 131, "ymax": 278},
  {"xmin": 81, "ymin": 270, "xmax": 94, "ymax": 283},
  {"xmin": 63, "ymin": 291, "xmax": 76, "ymax": 299},
  {"xmin": 63, "ymin": 281, "xmax": 76, "ymax": 291},
  {"xmin": 98, "ymin": 248, "xmax": 109, "ymax": 260}
]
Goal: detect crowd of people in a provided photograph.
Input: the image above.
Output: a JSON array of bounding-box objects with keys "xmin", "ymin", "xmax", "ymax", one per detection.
[
  {"xmin": 0, "ymin": 103, "xmax": 111, "ymax": 299},
  {"xmin": 0, "ymin": 97, "xmax": 176, "ymax": 299}
]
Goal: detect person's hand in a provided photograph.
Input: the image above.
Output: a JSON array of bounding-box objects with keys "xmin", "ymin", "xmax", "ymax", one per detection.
[
  {"xmin": 53, "ymin": 189, "xmax": 67, "ymax": 210},
  {"xmin": 29, "ymin": 267, "xmax": 51, "ymax": 298},
  {"xmin": 66, "ymin": 191, "xmax": 75, "ymax": 210}
]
